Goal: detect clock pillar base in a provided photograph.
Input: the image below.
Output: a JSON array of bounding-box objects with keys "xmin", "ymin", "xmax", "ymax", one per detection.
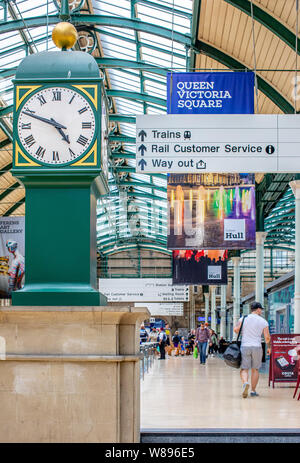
[
  {"xmin": 12, "ymin": 286, "xmax": 107, "ymax": 307},
  {"xmin": 11, "ymin": 175, "xmax": 106, "ymax": 307}
]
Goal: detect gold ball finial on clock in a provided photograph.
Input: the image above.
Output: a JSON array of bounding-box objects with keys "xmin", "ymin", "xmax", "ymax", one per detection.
[{"xmin": 52, "ymin": 22, "xmax": 78, "ymax": 50}]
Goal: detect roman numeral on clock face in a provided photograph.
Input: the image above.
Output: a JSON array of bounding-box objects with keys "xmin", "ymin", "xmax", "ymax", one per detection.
[
  {"xmin": 52, "ymin": 91, "xmax": 61, "ymax": 101},
  {"xmin": 36, "ymin": 146, "xmax": 46, "ymax": 158},
  {"xmin": 21, "ymin": 123, "xmax": 31, "ymax": 129},
  {"xmin": 24, "ymin": 134, "xmax": 35, "ymax": 147},
  {"xmin": 37, "ymin": 95, "xmax": 46, "ymax": 106},
  {"xmin": 82, "ymin": 122, "xmax": 92, "ymax": 129},
  {"xmin": 53, "ymin": 151, "xmax": 59, "ymax": 161},
  {"xmin": 78, "ymin": 107, "xmax": 88, "ymax": 114},
  {"xmin": 77, "ymin": 135, "xmax": 88, "ymax": 146},
  {"xmin": 69, "ymin": 148, "xmax": 77, "ymax": 159}
]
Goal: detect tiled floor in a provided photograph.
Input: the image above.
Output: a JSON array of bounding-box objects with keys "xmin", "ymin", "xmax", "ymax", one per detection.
[{"xmin": 141, "ymin": 355, "xmax": 300, "ymax": 429}]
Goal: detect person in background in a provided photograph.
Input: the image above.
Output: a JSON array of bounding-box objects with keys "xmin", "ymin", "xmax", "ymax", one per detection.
[
  {"xmin": 208, "ymin": 330, "xmax": 219, "ymax": 357},
  {"xmin": 218, "ymin": 336, "xmax": 228, "ymax": 354},
  {"xmin": 195, "ymin": 323, "xmax": 212, "ymax": 365},
  {"xmin": 148, "ymin": 327, "xmax": 159, "ymax": 356},
  {"xmin": 233, "ymin": 301, "xmax": 271, "ymax": 398},
  {"xmin": 164, "ymin": 323, "xmax": 172, "ymax": 356},
  {"xmin": 140, "ymin": 324, "xmax": 148, "ymax": 344},
  {"xmin": 148, "ymin": 327, "xmax": 158, "ymax": 342},
  {"xmin": 187, "ymin": 329, "xmax": 196, "ymax": 355},
  {"xmin": 158, "ymin": 326, "xmax": 167, "ymax": 360},
  {"xmin": 172, "ymin": 331, "xmax": 181, "ymax": 357},
  {"xmin": 179, "ymin": 336, "xmax": 186, "ymax": 356}
]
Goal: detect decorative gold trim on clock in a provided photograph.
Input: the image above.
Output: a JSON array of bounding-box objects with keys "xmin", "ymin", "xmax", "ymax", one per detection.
[
  {"xmin": 72, "ymin": 141, "xmax": 97, "ymax": 166},
  {"xmin": 72, "ymin": 84, "xmax": 98, "ymax": 109},
  {"xmin": 16, "ymin": 85, "xmax": 41, "ymax": 111},
  {"xmin": 15, "ymin": 141, "xmax": 40, "ymax": 167}
]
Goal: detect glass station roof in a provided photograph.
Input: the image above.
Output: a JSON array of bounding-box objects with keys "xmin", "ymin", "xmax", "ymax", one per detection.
[{"xmin": 0, "ymin": 0, "xmax": 298, "ymax": 255}]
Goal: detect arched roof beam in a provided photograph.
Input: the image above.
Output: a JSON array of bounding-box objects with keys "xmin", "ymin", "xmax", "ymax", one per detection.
[
  {"xmin": 196, "ymin": 40, "xmax": 294, "ymax": 114},
  {"xmin": 0, "ymin": 15, "xmax": 191, "ymax": 46},
  {"xmin": 225, "ymin": 0, "xmax": 300, "ymax": 55}
]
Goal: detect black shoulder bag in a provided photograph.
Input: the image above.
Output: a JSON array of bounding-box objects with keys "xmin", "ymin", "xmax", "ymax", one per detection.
[{"xmin": 223, "ymin": 316, "xmax": 247, "ymax": 369}]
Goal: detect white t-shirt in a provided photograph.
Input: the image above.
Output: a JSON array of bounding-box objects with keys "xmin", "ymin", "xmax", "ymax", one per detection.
[{"xmin": 239, "ymin": 313, "xmax": 269, "ymax": 347}]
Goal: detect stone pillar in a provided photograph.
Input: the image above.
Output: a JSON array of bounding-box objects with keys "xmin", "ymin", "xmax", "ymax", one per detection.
[
  {"xmin": 232, "ymin": 256, "xmax": 241, "ymax": 338},
  {"xmin": 243, "ymin": 302, "xmax": 250, "ymax": 316},
  {"xmin": 0, "ymin": 306, "xmax": 149, "ymax": 443},
  {"xmin": 211, "ymin": 286, "xmax": 216, "ymax": 332},
  {"xmin": 256, "ymin": 231, "xmax": 267, "ymax": 305},
  {"xmin": 204, "ymin": 292, "xmax": 209, "ymax": 324},
  {"xmin": 220, "ymin": 285, "xmax": 227, "ymax": 338},
  {"xmin": 290, "ymin": 180, "xmax": 300, "ymax": 333}
]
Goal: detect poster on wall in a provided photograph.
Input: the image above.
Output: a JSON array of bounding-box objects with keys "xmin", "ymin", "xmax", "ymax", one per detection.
[
  {"xmin": 167, "ymin": 173, "xmax": 256, "ymax": 250},
  {"xmin": 269, "ymin": 333, "xmax": 300, "ymax": 387},
  {"xmin": 173, "ymin": 249, "xmax": 228, "ymax": 285},
  {"xmin": 167, "ymin": 71, "xmax": 254, "ymax": 114},
  {"xmin": 0, "ymin": 217, "xmax": 25, "ymax": 298}
]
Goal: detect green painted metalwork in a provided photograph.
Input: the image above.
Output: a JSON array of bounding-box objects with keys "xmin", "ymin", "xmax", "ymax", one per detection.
[
  {"xmin": 96, "ymin": 58, "xmax": 168, "ymax": 76},
  {"xmin": 190, "ymin": 0, "xmax": 201, "ymax": 71},
  {"xmin": 0, "ymin": 15, "xmax": 191, "ymax": 45}
]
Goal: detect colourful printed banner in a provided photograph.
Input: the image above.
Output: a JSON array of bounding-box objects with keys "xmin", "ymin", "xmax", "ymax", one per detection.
[
  {"xmin": 167, "ymin": 173, "xmax": 256, "ymax": 250},
  {"xmin": 0, "ymin": 217, "xmax": 25, "ymax": 298},
  {"xmin": 172, "ymin": 249, "xmax": 228, "ymax": 285},
  {"xmin": 167, "ymin": 72, "xmax": 254, "ymax": 114}
]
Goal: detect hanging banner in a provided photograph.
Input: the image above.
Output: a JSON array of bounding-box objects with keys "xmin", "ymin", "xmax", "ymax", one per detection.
[
  {"xmin": 167, "ymin": 72, "xmax": 254, "ymax": 114},
  {"xmin": 173, "ymin": 249, "xmax": 228, "ymax": 285},
  {"xmin": 167, "ymin": 173, "xmax": 256, "ymax": 250},
  {"xmin": 0, "ymin": 217, "xmax": 25, "ymax": 298},
  {"xmin": 269, "ymin": 334, "xmax": 300, "ymax": 387}
]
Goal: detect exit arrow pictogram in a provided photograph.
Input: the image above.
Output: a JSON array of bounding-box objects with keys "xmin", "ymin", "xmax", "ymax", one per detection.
[
  {"xmin": 138, "ymin": 144, "xmax": 147, "ymax": 156},
  {"xmin": 138, "ymin": 130, "xmax": 147, "ymax": 142},
  {"xmin": 138, "ymin": 158, "xmax": 147, "ymax": 171}
]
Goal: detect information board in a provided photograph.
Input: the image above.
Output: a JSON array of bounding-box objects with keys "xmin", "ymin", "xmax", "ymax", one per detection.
[
  {"xmin": 136, "ymin": 114, "xmax": 300, "ymax": 173},
  {"xmin": 268, "ymin": 333, "xmax": 300, "ymax": 388},
  {"xmin": 135, "ymin": 302, "xmax": 183, "ymax": 316},
  {"xmin": 98, "ymin": 278, "xmax": 189, "ymax": 302}
]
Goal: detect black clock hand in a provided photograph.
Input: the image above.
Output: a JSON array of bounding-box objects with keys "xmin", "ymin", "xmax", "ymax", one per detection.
[
  {"xmin": 23, "ymin": 111, "xmax": 67, "ymax": 130},
  {"xmin": 52, "ymin": 123, "xmax": 70, "ymax": 144}
]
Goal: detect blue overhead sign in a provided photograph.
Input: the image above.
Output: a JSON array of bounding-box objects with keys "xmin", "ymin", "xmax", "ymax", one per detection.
[{"xmin": 167, "ymin": 72, "xmax": 254, "ymax": 114}]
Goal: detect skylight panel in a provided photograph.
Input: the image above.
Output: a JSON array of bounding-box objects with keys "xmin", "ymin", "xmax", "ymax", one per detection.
[
  {"xmin": 93, "ymin": 0, "xmax": 131, "ymax": 18},
  {"xmin": 138, "ymin": 32, "xmax": 185, "ymax": 54},
  {"xmin": 119, "ymin": 123, "xmax": 136, "ymax": 136},
  {"xmin": 137, "ymin": 4, "xmax": 191, "ymax": 34},
  {"xmin": 99, "ymin": 27, "xmax": 135, "ymax": 41}
]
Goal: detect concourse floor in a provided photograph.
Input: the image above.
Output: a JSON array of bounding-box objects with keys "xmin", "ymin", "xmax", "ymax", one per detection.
[{"xmin": 141, "ymin": 355, "xmax": 300, "ymax": 429}]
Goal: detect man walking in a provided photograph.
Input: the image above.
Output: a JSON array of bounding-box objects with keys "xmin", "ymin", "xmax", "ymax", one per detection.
[
  {"xmin": 233, "ymin": 301, "xmax": 271, "ymax": 398},
  {"xmin": 195, "ymin": 323, "xmax": 212, "ymax": 364},
  {"xmin": 158, "ymin": 327, "xmax": 167, "ymax": 360}
]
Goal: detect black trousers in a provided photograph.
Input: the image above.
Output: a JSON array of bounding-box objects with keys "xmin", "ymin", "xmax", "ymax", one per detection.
[{"xmin": 160, "ymin": 341, "xmax": 166, "ymax": 359}]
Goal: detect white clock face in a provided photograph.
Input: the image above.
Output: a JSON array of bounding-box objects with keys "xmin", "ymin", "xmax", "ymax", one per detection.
[{"xmin": 17, "ymin": 86, "xmax": 96, "ymax": 165}]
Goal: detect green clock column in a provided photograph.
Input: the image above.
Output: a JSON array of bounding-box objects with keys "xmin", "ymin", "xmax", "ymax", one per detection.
[{"xmin": 11, "ymin": 25, "xmax": 108, "ymax": 306}]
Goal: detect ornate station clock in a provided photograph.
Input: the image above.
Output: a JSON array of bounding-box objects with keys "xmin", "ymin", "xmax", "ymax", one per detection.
[{"xmin": 12, "ymin": 23, "xmax": 108, "ymax": 306}]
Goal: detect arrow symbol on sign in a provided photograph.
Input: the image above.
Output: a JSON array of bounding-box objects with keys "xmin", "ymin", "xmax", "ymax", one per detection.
[
  {"xmin": 138, "ymin": 144, "xmax": 147, "ymax": 156},
  {"xmin": 138, "ymin": 130, "xmax": 147, "ymax": 142},
  {"xmin": 138, "ymin": 158, "xmax": 147, "ymax": 171}
]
